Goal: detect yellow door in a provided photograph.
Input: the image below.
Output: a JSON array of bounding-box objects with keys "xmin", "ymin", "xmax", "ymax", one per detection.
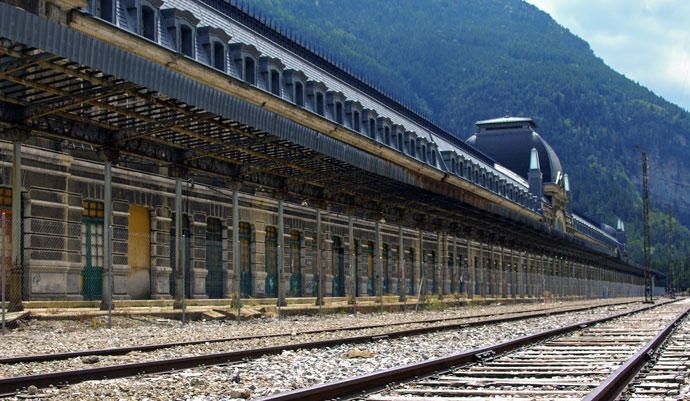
[{"xmin": 127, "ymin": 205, "xmax": 150, "ymax": 299}]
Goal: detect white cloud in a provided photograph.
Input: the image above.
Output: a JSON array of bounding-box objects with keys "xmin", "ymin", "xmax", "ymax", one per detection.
[{"xmin": 525, "ymin": 0, "xmax": 690, "ymax": 111}]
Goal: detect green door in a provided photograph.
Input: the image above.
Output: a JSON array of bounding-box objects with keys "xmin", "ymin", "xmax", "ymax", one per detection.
[
  {"xmin": 239, "ymin": 222, "xmax": 252, "ymax": 298},
  {"xmin": 264, "ymin": 226, "xmax": 278, "ymax": 298},
  {"xmin": 205, "ymin": 218, "xmax": 223, "ymax": 299},
  {"xmin": 81, "ymin": 218, "xmax": 103, "ymax": 300}
]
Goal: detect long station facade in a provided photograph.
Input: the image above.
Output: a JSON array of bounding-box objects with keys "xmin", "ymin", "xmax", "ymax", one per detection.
[{"xmin": 0, "ymin": 0, "xmax": 663, "ymax": 308}]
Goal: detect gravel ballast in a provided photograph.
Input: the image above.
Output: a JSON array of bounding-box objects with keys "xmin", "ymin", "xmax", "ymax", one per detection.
[{"xmin": 3, "ymin": 301, "xmax": 645, "ymax": 400}]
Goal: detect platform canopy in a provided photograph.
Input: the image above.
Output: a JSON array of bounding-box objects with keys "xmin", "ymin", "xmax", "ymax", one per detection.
[{"xmin": 0, "ymin": 2, "xmax": 640, "ymax": 275}]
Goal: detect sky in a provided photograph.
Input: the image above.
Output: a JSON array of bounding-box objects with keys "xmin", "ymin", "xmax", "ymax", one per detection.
[{"xmin": 526, "ymin": 0, "xmax": 690, "ymax": 112}]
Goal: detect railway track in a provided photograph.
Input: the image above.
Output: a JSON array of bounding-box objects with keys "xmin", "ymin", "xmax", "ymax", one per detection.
[
  {"xmin": 611, "ymin": 302, "xmax": 690, "ymax": 401},
  {"xmin": 260, "ymin": 298, "xmax": 688, "ymax": 401},
  {"xmin": 0, "ymin": 299, "xmax": 632, "ymax": 365},
  {"xmin": 0, "ymin": 300, "xmax": 642, "ymax": 396}
]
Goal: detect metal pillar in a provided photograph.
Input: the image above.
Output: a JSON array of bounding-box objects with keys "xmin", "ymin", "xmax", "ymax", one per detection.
[
  {"xmin": 315, "ymin": 208, "xmax": 324, "ymax": 311},
  {"xmin": 375, "ymin": 219, "xmax": 382, "ymax": 304},
  {"xmin": 467, "ymin": 240, "xmax": 474, "ymax": 299},
  {"xmin": 417, "ymin": 228, "xmax": 423, "ymax": 301},
  {"xmin": 232, "ymin": 186, "xmax": 241, "ymax": 316},
  {"xmin": 10, "ymin": 142, "xmax": 22, "ymax": 311},
  {"xmin": 498, "ymin": 246, "xmax": 505, "ymax": 298},
  {"xmin": 398, "ymin": 225, "xmax": 406, "ymax": 302},
  {"xmin": 640, "ymin": 150, "xmax": 653, "ymax": 302},
  {"xmin": 173, "ymin": 176, "xmax": 184, "ymax": 309},
  {"xmin": 452, "ymin": 237, "xmax": 458, "ymax": 295},
  {"xmin": 277, "ymin": 198, "xmax": 286, "ymax": 306},
  {"xmin": 100, "ymin": 160, "xmax": 113, "ymax": 318},
  {"xmin": 348, "ymin": 214, "xmax": 356, "ymax": 305}
]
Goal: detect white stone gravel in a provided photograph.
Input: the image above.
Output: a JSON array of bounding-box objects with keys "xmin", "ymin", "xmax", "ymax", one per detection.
[
  {"xmin": 0, "ymin": 300, "xmax": 630, "ymax": 378},
  {"xmin": 5, "ymin": 302, "xmax": 644, "ymax": 401},
  {"xmin": 0, "ymin": 299, "xmax": 633, "ymax": 359}
]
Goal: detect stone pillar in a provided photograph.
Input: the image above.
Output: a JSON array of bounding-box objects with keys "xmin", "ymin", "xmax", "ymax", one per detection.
[
  {"xmin": 516, "ymin": 250, "xmax": 524, "ymax": 298},
  {"xmin": 398, "ymin": 225, "xmax": 406, "ymax": 302},
  {"xmin": 498, "ymin": 246, "xmax": 505, "ymax": 298}
]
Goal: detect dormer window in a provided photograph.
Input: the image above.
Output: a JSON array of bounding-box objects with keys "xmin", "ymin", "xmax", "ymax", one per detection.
[
  {"xmin": 384, "ymin": 126, "xmax": 390, "ymax": 145},
  {"xmin": 305, "ymin": 81, "xmax": 326, "ymax": 115},
  {"xmin": 316, "ymin": 93, "xmax": 324, "ymax": 115},
  {"xmin": 259, "ymin": 57, "xmax": 284, "ymax": 96},
  {"xmin": 213, "ymin": 42, "xmax": 225, "ymax": 70},
  {"xmin": 243, "ymin": 57, "xmax": 255, "ymax": 84},
  {"xmin": 283, "ymin": 69, "xmax": 308, "ymax": 107},
  {"xmin": 180, "ymin": 25, "xmax": 194, "ymax": 57},
  {"xmin": 141, "ymin": 6, "xmax": 156, "ymax": 40},
  {"xmin": 345, "ymin": 100, "xmax": 363, "ymax": 132},
  {"xmin": 270, "ymin": 71, "xmax": 280, "ymax": 95},
  {"xmin": 369, "ymin": 119, "xmax": 376, "ymax": 139},
  {"xmin": 430, "ymin": 149, "xmax": 436, "ymax": 165},
  {"xmin": 392, "ymin": 125, "xmax": 405, "ymax": 151},
  {"xmin": 94, "ymin": 0, "xmax": 114, "ymax": 23},
  {"xmin": 335, "ymin": 102, "xmax": 344, "ymax": 124},
  {"xmin": 162, "ymin": 9, "xmax": 199, "ymax": 58},
  {"xmin": 362, "ymin": 109, "xmax": 378, "ymax": 139},
  {"xmin": 420, "ymin": 143, "xmax": 427, "ymax": 162},
  {"xmin": 125, "ymin": 0, "xmax": 162, "ymax": 40},
  {"xmin": 230, "ymin": 43, "xmax": 261, "ymax": 85},
  {"xmin": 199, "ymin": 27, "xmax": 230, "ymax": 72},
  {"xmin": 295, "ymin": 81, "xmax": 304, "ymax": 106}
]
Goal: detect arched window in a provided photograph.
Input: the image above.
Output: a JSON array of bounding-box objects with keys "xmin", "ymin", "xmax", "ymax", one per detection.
[
  {"xmin": 430, "ymin": 150, "xmax": 436, "ymax": 165},
  {"xmin": 180, "ymin": 24, "xmax": 194, "ymax": 58},
  {"xmin": 239, "ymin": 222, "xmax": 252, "ymax": 297},
  {"xmin": 451, "ymin": 158, "xmax": 456, "ymax": 174},
  {"xmin": 353, "ymin": 111, "xmax": 361, "ymax": 132},
  {"xmin": 409, "ymin": 139, "xmax": 416, "ymax": 157},
  {"xmin": 141, "ymin": 6, "xmax": 156, "ymax": 41},
  {"xmin": 288, "ymin": 230, "xmax": 301, "ymax": 296},
  {"xmin": 244, "ymin": 57, "xmax": 256, "ymax": 85},
  {"xmin": 205, "ymin": 218, "xmax": 223, "ymax": 299},
  {"xmin": 295, "ymin": 81, "xmax": 304, "ymax": 106},
  {"xmin": 270, "ymin": 70, "xmax": 280, "ymax": 95},
  {"xmin": 397, "ymin": 133, "xmax": 403, "ymax": 150},
  {"xmin": 369, "ymin": 119, "xmax": 376, "ymax": 139},
  {"xmin": 384, "ymin": 126, "xmax": 390, "ymax": 145},
  {"xmin": 335, "ymin": 102, "xmax": 343, "ymax": 124},
  {"xmin": 366, "ymin": 241, "xmax": 374, "ymax": 295},
  {"xmin": 316, "ymin": 92, "xmax": 324, "ymax": 115},
  {"xmin": 213, "ymin": 42, "xmax": 225, "ymax": 71},
  {"xmin": 265, "ymin": 226, "xmax": 278, "ymax": 297},
  {"xmin": 421, "ymin": 144, "xmax": 427, "ymax": 162}
]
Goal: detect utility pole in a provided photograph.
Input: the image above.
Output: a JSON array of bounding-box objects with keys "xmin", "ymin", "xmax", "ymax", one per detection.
[
  {"xmin": 668, "ymin": 208, "xmax": 675, "ymax": 299},
  {"xmin": 640, "ymin": 149, "xmax": 653, "ymax": 303}
]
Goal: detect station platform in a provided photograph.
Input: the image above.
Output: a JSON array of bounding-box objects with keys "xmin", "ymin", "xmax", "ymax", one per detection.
[{"xmin": 4, "ymin": 294, "xmax": 609, "ymax": 322}]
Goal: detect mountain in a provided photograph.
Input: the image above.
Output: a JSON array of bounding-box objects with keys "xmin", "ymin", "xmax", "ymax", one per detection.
[{"xmin": 250, "ymin": 0, "xmax": 690, "ymax": 288}]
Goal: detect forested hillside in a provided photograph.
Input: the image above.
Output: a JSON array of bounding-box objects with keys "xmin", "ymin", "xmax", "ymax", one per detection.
[{"xmin": 250, "ymin": 0, "xmax": 690, "ymax": 288}]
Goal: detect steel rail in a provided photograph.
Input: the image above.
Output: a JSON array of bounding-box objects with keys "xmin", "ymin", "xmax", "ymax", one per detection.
[
  {"xmin": 0, "ymin": 300, "xmax": 646, "ymax": 396},
  {"xmin": 581, "ymin": 303, "xmax": 690, "ymax": 401},
  {"xmin": 0, "ymin": 299, "xmax": 634, "ymax": 365},
  {"xmin": 257, "ymin": 300, "xmax": 677, "ymax": 401}
]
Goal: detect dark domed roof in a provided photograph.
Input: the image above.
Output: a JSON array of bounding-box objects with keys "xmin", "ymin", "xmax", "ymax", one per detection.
[{"xmin": 466, "ymin": 117, "xmax": 563, "ymax": 183}]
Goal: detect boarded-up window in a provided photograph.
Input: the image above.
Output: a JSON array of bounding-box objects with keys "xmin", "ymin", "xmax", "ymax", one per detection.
[
  {"xmin": 128, "ymin": 206, "xmax": 150, "ymax": 270},
  {"xmin": 127, "ymin": 205, "xmax": 150, "ymax": 299}
]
